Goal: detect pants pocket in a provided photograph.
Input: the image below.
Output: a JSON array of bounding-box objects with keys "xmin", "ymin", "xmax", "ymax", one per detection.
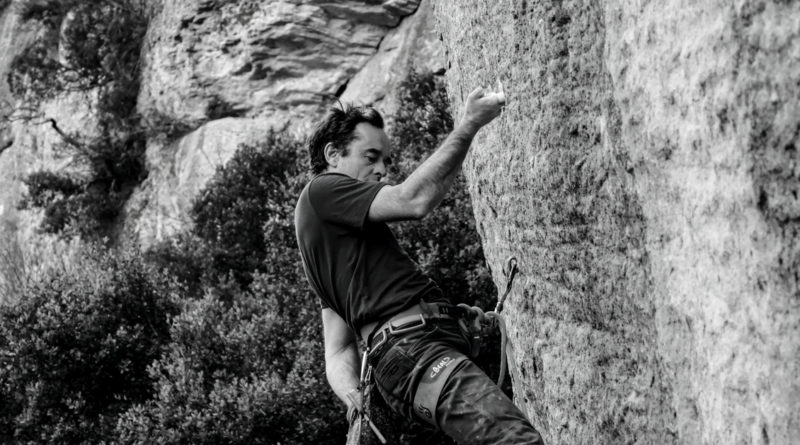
[{"xmin": 373, "ymin": 343, "xmax": 415, "ymax": 414}]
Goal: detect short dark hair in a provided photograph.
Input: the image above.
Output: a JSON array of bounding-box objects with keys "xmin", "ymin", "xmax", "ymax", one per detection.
[{"xmin": 306, "ymin": 104, "xmax": 384, "ymax": 175}]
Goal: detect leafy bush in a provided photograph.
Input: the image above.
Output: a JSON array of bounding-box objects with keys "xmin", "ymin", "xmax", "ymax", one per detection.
[
  {"xmin": 0, "ymin": 250, "xmax": 179, "ymax": 444},
  {"xmin": 389, "ymin": 72, "xmax": 507, "ymax": 444},
  {"xmin": 128, "ymin": 134, "xmax": 344, "ymax": 444},
  {"xmin": 10, "ymin": 0, "xmax": 146, "ymax": 103},
  {"xmin": 18, "ymin": 131, "xmax": 146, "ymax": 238},
  {"xmin": 182, "ymin": 132, "xmax": 306, "ymax": 288},
  {"xmin": 116, "ymin": 291, "xmax": 343, "ymax": 445},
  {"xmin": 6, "ymin": 41, "xmax": 60, "ymax": 99}
]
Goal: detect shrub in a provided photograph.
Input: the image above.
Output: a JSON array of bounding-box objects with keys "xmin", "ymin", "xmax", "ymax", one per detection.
[
  {"xmin": 6, "ymin": 41, "xmax": 60, "ymax": 99},
  {"xmin": 135, "ymin": 132, "xmax": 344, "ymax": 443},
  {"xmin": 188, "ymin": 132, "xmax": 307, "ymax": 287},
  {"xmin": 10, "ymin": 0, "xmax": 146, "ymax": 107},
  {"xmin": 389, "ymin": 72, "xmax": 507, "ymax": 442},
  {"xmin": 143, "ymin": 72, "xmax": 499, "ymax": 444},
  {"xmin": 116, "ymin": 291, "xmax": 343, "ymax": 445},
  {"xmin": 0, "ymin": 249, "xmax": 179, "ymax": 444},
  {"xmin": 18, "ymin": 131, "xmax": 146, "ymax": 239}
]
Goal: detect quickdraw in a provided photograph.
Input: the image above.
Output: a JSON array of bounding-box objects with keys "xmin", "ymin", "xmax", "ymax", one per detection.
[{"xmin": 457, "ymin": 255, "xmax": 519, "ymax": 387}]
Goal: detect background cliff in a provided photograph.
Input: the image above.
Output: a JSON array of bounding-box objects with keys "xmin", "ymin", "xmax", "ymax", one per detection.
[
  {"xmin": 0, "ymin": 0, "xmax": 798, "ymax": 443},
  {"xmin": 432, "ymin": 0, "xmax": 799, "ymax": 443}
]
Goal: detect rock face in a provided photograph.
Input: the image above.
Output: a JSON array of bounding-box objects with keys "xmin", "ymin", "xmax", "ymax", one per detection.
[
  {"xmin": 340, "ymin": 0, "xmax": 444, "ymax": 116},
  {"xmin": 433, "ymin": 1, "xmax": 799, "ymax": 444},
  {"xmin": 137, "ymin": 0, "xmax": 420, "ymax": 133}
]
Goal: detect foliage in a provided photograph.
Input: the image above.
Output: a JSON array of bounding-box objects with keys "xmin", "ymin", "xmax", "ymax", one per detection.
[
  {"xmin": 128, "ymin": 134, "xmax": 344, "ymax": 443},
  {"xmin": 0, "ymin": 250, "xmax": 179, "ymax": 444},
  {"xmin": 18, "ymin": 131, "xmax": 147, "ymax": 238},
  {"xmin": 10, "ymin": 0, "xmax": 149, "ymax": 239},
  {"xmin": 0, "ymin": 65, "xmax": 497, "ymax": 443},
  {"xmin": 10, "ymin": 0, "xmax": 146, "ymax": 105},
  {"xmin": 189, "ymin": 132, "xmax": 306, "ymax": 287},
  {"xmin": 390, "ymin": 69, "xmax": 496, "ymax": 310},
  {"xmin": 116, "ymin": 291, "xmax": 342, "ymax": 445},
  {"xmin": 389, "ymin": 72, "xmax": 508, "ymax": 443},
  {"xmin": 7, "ymin": 42, "xmax": 60, "ymax": 100}
]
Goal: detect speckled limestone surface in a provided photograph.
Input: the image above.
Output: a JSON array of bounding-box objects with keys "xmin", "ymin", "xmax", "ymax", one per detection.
[{"xmin": 433, "ymin": 1, "xmax": 799, "ymax": 444}]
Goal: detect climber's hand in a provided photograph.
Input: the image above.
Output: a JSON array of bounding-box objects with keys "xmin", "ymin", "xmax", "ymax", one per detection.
[
  {"xmin": 346, "ymin": 389, "xmax": 363, "ymax": 425},
  {"xmin": 461, "ymin": 86, "xmax": 506, "ymax": 130}
]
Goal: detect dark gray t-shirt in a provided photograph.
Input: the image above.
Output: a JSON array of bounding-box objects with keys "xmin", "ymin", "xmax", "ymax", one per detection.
[{"xmin": 294, "ymin": 173, "xmax": 441, "ymax": 331}]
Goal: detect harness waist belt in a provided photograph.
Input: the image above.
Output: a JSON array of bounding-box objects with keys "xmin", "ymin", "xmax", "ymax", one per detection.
[
  {"xmin": 359, "ymin": 303, "xmax": 425, "ymax": 343},
  {"xmin": 361, "ymin": 302, "xmax": 467, "ymax": 354}
]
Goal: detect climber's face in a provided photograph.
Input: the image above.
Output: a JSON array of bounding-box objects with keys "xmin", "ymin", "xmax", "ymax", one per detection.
[{"xmin": 325, "ymin": 123, "xmax": 392, "ymax": 182}]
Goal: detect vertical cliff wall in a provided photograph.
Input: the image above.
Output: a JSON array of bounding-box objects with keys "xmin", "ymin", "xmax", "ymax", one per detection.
[{"xmin": 433, "ymin": 1, "xmax": 799, "ymax": 444}]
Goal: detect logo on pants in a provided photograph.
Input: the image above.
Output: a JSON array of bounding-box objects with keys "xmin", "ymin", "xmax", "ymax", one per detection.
[{"xmin": 429, "ymin": 356, "xmax": 453, "ymax": 379}]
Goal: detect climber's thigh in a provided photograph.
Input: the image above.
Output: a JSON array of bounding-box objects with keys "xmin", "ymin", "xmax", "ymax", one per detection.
[{"xmin": 437, "ymin": 360, "xmax": 545, "ymax": 445}]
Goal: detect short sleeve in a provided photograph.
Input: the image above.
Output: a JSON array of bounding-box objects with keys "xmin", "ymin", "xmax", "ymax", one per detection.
[{"xmin": 308, "ymin": 174, "xmax": 387, "ymax": 230}]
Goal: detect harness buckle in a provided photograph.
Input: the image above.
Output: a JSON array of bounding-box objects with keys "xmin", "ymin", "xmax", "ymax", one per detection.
[
  {"xmin": 388, "ymin": 314, "xmax": 426, "ymax": 334},
  {"xmin": 370, "ymin": 329, "xmax": 387, "ymax": 352},
  {"xmin": 368, "ymin": 314, "xmax": 427, "ymax": 358}
]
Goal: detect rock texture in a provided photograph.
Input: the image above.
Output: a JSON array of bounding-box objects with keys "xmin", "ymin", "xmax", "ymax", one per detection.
[
  {"xmin": 137, "ymin": 0, "xmax": 419, "ymax": 133},
  {"xmin": 340, "ymin": 0, "xmax": 445, "ymax": 116},
  {"xmin": 433, "ymin": 1, "xmax": 799, "ymax": 444}
]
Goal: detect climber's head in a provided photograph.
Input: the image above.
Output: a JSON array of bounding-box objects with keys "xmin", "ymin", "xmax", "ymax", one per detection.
[{"xmin": 307, "ymin": 105, "xmax": 391, "ymax": 182}]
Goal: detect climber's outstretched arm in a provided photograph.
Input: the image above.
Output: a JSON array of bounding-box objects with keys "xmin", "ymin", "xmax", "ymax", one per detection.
[{"xmin": 368, "ymin": 86, "xmax": 505, "ymax": 222}]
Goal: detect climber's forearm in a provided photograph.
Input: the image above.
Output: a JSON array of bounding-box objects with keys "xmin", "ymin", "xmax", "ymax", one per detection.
[
  {"xmin": 322, "ymin": 308, "xmax": 361, "ymax": 410},
  {"xmin": 326, "ymin": 343, "xmax": 361, "ymax": 406},
  {"xmin": 398, "ymin": 121, "xmax": 479, "ymax": 214},
  {"xmin": 368, "ymin": 86, "xmax": 504, "ymax": 222}
]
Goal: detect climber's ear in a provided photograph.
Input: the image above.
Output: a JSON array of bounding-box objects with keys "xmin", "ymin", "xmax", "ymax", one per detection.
[{"xmin": 324, "ymin": 142, "xmax": 340, "ymax": 168}]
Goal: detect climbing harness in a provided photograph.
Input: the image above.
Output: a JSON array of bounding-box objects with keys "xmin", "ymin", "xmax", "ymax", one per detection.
[
  {"xmin": 415, "ymin": 256, "xmax": 521, "ymax": 427},
  {"xmin": 348, "ymin": 256, "xmax": 521, "ymax": 438}
]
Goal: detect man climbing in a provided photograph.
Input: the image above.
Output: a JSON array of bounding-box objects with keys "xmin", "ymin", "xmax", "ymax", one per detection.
[{"xmin": 294, "ymin": 85, "xmax": 544, "ymax": 444}]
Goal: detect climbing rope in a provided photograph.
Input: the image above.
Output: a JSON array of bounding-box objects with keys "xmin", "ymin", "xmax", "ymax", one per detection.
[{"xmin": 459, "ymin": 256, "xmax": 519, "ymax": 388}]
